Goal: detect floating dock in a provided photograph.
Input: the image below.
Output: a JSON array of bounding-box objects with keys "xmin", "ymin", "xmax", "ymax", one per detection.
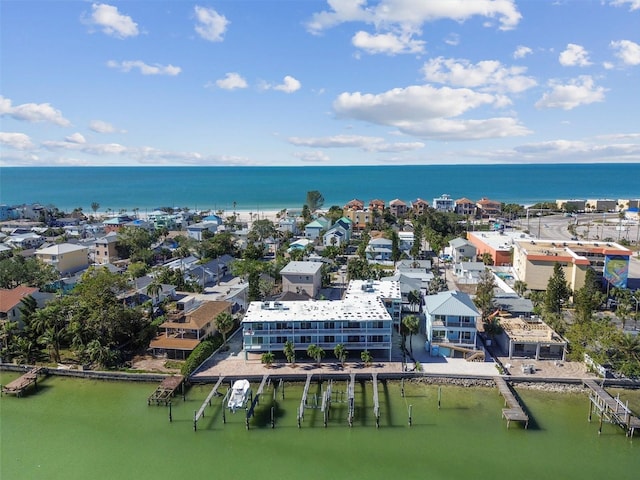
[
  {"xmin": 494, "ymin": 377, "xmax": 529, "ymax": 429},
  {"xmin": 147, "ymin": 375, "xmax": 184, "ymax": 405},
  {"xmin": 584, "ymin": 379, "xmax": 640, "ymax": 437},
  {"xmin": 1, "ymin": 367, "xmax": 47, "ymax": 397}
]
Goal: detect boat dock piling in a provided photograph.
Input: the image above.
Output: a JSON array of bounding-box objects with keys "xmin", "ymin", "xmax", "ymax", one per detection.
[
  {"xmin": 245, "ymin": 374, "xmax": 269, "ymax": 429},
  {"xmin": 297, "ymin": 373, "xmax": 313, "ymax": 428},
  {"xmin": 584, "ymin": 379, "xmax": 640, "ymax": 437},
  {"xmin": 1, "ymin": 366, "xmax": 47, "ymax": 397},
  {"xmin": 147, "ymin": 375, "xmax": 184, "ymax": 406},
  {"xmin": 193, "ymin": 376, "xmax": 225, "ymax": 431},
  {"xmin": 494, "ymin": 377, "xmax": 529, "ymax": 429},
  {"xmin": 372, "ymin": 373, "xmax": 380, "ymax": 428},
  {"xmin": 347, "ymin": 373, "xmax": 356, "ymax": 427}
]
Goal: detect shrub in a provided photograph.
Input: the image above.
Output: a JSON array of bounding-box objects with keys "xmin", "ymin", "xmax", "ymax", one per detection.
[{"xmin": 180, "ymin": 334, "xmax": 223, "ymax": 376}]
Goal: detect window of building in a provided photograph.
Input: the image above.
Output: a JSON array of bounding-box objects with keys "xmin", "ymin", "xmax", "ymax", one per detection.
[
  {"xmin": 300, "ymin": 322, "xmax": 312, "ymax": 330},
  {"xmin": 323, "ymin": 336, "xmax": 334, "ymax": 343},
  {"xmin": 324, "ymin": 322, "xmax": 335, "ymax": 330},
  {"xmin": 299, "ymin": 335, "xmax": 311, "ymax": 343}
]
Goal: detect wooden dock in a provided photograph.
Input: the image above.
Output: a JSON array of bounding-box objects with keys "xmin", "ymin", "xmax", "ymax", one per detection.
[
  {"xmin": 372, "ymin": 373, "xmax": 380, "ymax": 428},
  {"xmin": 1, "ymin": 367, "xmax": 47, "ymax": 397},
  {"xmin": 584, "ymin": 379, "xmax": 640, "ymax": 437},
  {"xmin": 347, "ymin": 372, "xmax": 356, "ymax": 427},
  {"xmin": 494, "ymin": 377, "xmax": 529, "ymax": 429},
  {"xmin": 147, "ymin": 375, "xmax": 184, "ymax": 405},
  {"xmin": 297, "ymin": 373, "xmax": 313, "ymax": 427},
  {"xmin": 245, "ymin": 374, "xmax": 270, "ymax": 429}
]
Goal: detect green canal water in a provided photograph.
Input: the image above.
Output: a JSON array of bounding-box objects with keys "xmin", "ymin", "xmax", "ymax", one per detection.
[{"xmin": 1, "ymin": 373, "xmax": 639, "ymax": 480}]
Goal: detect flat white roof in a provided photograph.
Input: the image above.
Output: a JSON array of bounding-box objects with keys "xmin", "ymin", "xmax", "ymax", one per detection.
[
  {"xmin": 468, "ymin": 230, "xmax": 534, "ymax": 251},
  {"xmin": 344, "ymin": 279, "xmax": 401, "ymax": 301},
  {"xmin": 36, "ymin": 243, "xmax": 88, "ymax": 254},
  {"xmin": 243, "ymin": 299, "xmax": 391, "ymax": 322}
]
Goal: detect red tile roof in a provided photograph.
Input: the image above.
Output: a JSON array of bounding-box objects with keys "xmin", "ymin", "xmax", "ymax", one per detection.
[{"xmin": 0, "ymin": 286, "xmax": 38, "ymax": 313}]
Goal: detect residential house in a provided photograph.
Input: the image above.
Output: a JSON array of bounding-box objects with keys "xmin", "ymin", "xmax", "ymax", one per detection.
[
  {"xmin": 149, "ymin": 298, "xmax": 233, "ymax": 359},
  {"xmin": 103, "ymin": 215, "xmax": 133, "ymax": 234},
  {"xmin": 433, "ymin": 194, "xmax": 455, "ymax": 212},
  {"xmin": 36, "ymin": 243, "xmax": 89, "ymax": 274},
  {"xmin": 344, "ymin": 199, "xmax": 364, "ymax": 211},
  {"xmin": 411, "ymin": 198, "xmax": 429, "ymax": 216},
  {"xmin": 280, "ymin": 261, "xmax": 323, "ymax": 298},
  {"xmin": 344, "ymin": 209, "xmax": 370, "ymax": 231},
  {"xmin": 278, "ymin": 217, "xmax": 299, "ymax": 235},
  {"xmin": 496, "ymin": 316, "xmax": 566, "ymax": 361},
  {"xmin": 369, "ymin": 199, "xmax": 385, "ymax": 212},
  {"xmin": 187, "ymin": 221, "xmax": 219, "ymax": 241},
  {"xmin": 476, "ymin": 198, "xmax": 502, "ymax": 218},
  {"xmin": 304, "ymin": 216, "xmax": 330, "ymax": 240},
  {"xmin": 94, "ymin": 232, "xmax": 119, "ymax": 265},
  {"xmin": 241, "ymin": 297, "xmax": 393, "ymax": 361},
  {"xmin": 398, "ymin": 231, "xmax": 414, "ymax": 253},
  {"xmin": 449, "ymin": 238, "xmax": 477, "ymax": 263},
  {"xmin": 323, "ymin": 225, "xmax": 348, "ymax": 248},
  {"xmin": 0, "ymin": 204, "xmax": 18, "ymax": 221},
  {"xmin": 389, "ymin": 199, "xmax": 408, "ymax": 218},
  {"xmin": 1, "ymin": 286, "xmax": 37, "ymax": 329},
  {"xmin": 287, "ymin": 238, "xmax": 312, "ymax": 254},
  {"xmin": 365, "ymin": 237, "xmax": 393, "ymax": 263},
  {"xmin": 424, "ymin": 290, "xmax": 480, "ymax": 358},
  {"xmin": 185, "ymin": 255, "xmax": 233, "ymax": 288},
  {"xmin": 455, "ymin": 198, "xmax": 476, "ymax": 216},
  {"xmin": 453, "ymin": 261, "xmax": 486, "ymax": 283},
  {"xmin": 4, "ymin": 232, "xmax": 43, "ymax": 250}
]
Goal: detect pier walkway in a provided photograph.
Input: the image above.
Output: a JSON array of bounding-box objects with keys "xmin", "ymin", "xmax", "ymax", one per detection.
[
  {"xmin": 246, "ymin": 374, "xmax": 270, "ymax": 428},
  {"xmin": 1, "ymin": 367, "xmax": 47, "ymax": 397},
  {"xmin": 584, "ymin": 379, "xmax": 640, "ymax": 436},
  {"xmin": 372, "ymin": 373, "xmax": 380, "ymax": 427},
  {"xmin": 193, "ymin": 376, "xmax": 225, "ymax": 430},
  {"xmin": 297, "ymin": 373, "xmax": 313, "ymax": 427},
  {"xmin": 494, "ymin": 377, "xmax": 529, "ymax": 429}
]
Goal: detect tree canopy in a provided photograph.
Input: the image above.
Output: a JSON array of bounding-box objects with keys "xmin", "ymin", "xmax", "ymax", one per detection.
[{"xmin": 305, "ymin": 190, "xmax": 325, "ymax": 213}]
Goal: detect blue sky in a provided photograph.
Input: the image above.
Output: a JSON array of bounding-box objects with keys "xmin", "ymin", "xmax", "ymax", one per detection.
[{"xmin": 1, "ymin": 0, "xmax": 639, "ymax": 167}]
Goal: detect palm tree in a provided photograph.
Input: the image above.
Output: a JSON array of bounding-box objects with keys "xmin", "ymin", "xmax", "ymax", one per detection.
[
  {"xmin": 333, "ymin": 343, "xmax": 348, "ymax": 366},
  {"xmin": 408, "ymin": 290, "xmax": 421, "ymax": 313},
  {"xmin": 307, "ymin": 344, "xmax": 324, "ymax": 366},
  {"xmin": 91, "ymin": 202, "xmax": 100, "ymax": 215},
  {"xmin": 261, "ymin": 351, "xmax": 275, "ymax": 367},
  {"xmin": 146, "ymin": 281, "xmax": 163, "ymax": 305},
  {"xmin": 283, "ymin": 340, "xmax": 296, "ymax": 365},
  {"xmin": 513, "ymin": 280, "xmax": 528, "ymax": 297},
  {"xmin": 402, "ymin": 315, "xmax": 420, "ymax": 354},
  {"xmin": 360, "ymin": 349, "xmax": 373, "ymax": 367},
  {"xmin": 215, "ymin": 312, "xmax": 235, "ymax": 343}
]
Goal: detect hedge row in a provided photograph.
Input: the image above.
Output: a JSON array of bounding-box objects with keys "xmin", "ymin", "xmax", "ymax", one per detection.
[{"xmin": 181, "ymin": 334, "xmax": 223, "ymax": 377}]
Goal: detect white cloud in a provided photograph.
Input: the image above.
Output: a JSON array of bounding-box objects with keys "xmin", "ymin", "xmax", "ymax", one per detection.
[
  {"xmin": 194, "ymin": 5, "xmax": 229, "ymax": 42},
  {"xmin": 0, "ymin": 132, "xmax": 34, "ymax": 150},
  {"xmin": 444, "ymin": 33, "xmax": 460, "ymax": 46},
  {"xmin": 513, "ymin": 45, "xmax": 532, "ymax": 59},
  {"xmin": 273, "ymin": 76, "xmax": 301, "ymax": 93},
  {"xmin": 559, "ymin": 43, "xmax": 592, "ymax": 67},
  {"xmin": 288, "ymin": 134, "xmax": 424, "ymax": 152},
  {"xmin": 535, "ymin": 75, "xmax": 606, "ymax": 110},
  {"xmin": 352, "ymin": 31, "xmax": 425, "ymax": 55},
  {"xmin": 333, "ymin": 84, "xmax": 530, "ymax": 140},
  {"xmin": 107, "ymin": 60, "xmax": 181, "ymax": 76},
  {"xmin": 610, "ymin": 0, "xmax": 640, "ymax": 11},
  {"xmin": 293, "ymin": 151, "xmax": 331, "ymax": 163},
  {"xmin": 611, "ymin": 39, "xmax": 640, "ymax": 65},
  {"xmin": 306, "ymin": 0, "xmax": 521, "ymax": 34},
  {"xmin": 215, "ymin": 72, "xmax": 248, "ymax": 90},
  {"xmin": 0, "ymin": 95, "xmax": 71, "ymax": 126},
  {"xmin": 65, "ymin": 133, "xmax": 86, "ymax": 144},
  {"xmin": 87, "ymin": 3, "xmax": 139, "ymax": 38},
  {"xmin": 90, "ymin": 120, "xmax": 122, "ymax": 133},
  {"xmin": 422, "ymin": 57, "xmax": 537, "ymax": 93}
]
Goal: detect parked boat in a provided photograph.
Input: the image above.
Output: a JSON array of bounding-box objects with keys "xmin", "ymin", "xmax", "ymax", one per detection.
[{"xmin": 227, "ymin": 379, "xmax": 250, "ymax": 412}]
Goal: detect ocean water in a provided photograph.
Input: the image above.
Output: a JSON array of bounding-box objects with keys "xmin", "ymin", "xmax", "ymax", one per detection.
[
  {"xmin": 1, "ymin": 164, "xmax": 638, "ymax": 213},
  {"xmin": 1, "ymin": 373, "xmax": 639, "ymax": 480}
]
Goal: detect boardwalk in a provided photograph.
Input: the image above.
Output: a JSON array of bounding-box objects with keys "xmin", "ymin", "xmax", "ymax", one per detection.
[
  {"xmin": 584, "ymin": 379, "xmax": 640, "ymax": 436},
  {"xmin": 494, "ymin": 377, "xmax": 529, "ymax": 429},
  {"xmin": 2, "ymin": 367, "xmax": 47, "ymax": 397}
]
